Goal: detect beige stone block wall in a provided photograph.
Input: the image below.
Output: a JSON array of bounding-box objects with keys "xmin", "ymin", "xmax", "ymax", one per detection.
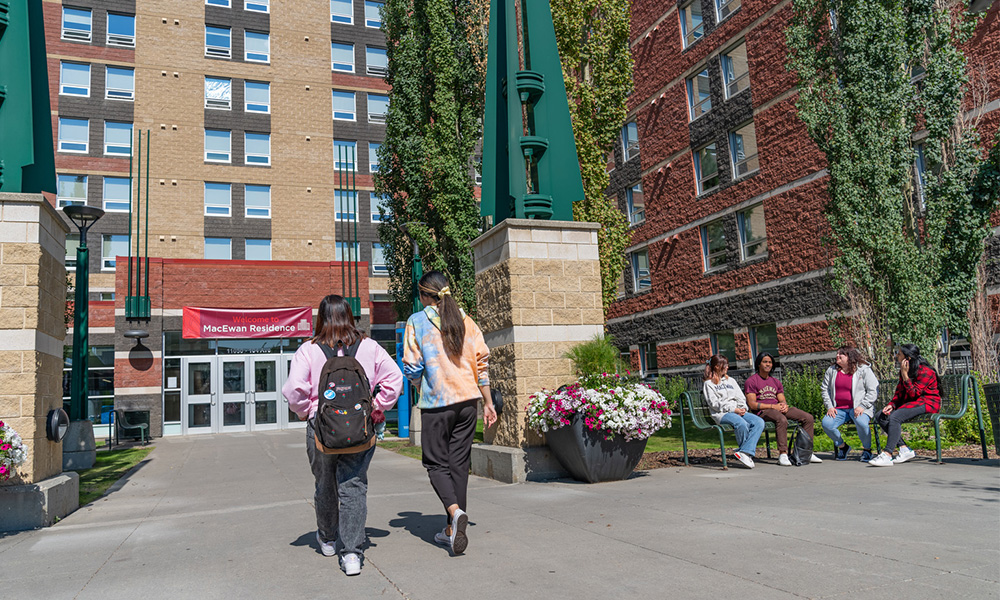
[
  {"xmin": 0, "ymin": 194, "xmax": 70, "ymax": 486},
  {"xmin": 472, "ymin": 220, "xmax": 604, "ymax": 449}
]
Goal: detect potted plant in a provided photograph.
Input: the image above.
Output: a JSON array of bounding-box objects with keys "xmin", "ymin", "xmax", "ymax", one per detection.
[
  {"xmin": 526, "ymin": 337, "xmax": 672, "ymax": 482},
  {"xmin": 0, "ymin": 421, "xmax": 28, "ymax": 483}
]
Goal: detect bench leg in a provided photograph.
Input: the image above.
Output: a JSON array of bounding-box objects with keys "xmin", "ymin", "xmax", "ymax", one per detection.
[
  {"xmin": 765, "ymin": 430, "xmax": 772, "ymax": 459},
  {"xmin": 933, "ymin": 418, "xmax": 942, "ymax": 464},
  {"xmin": 679, "ymin": 397, "xmax": 689, "ymax": 467},
  {"xmin": 716, "ymin": 427, "xmax": 728, "ymax": 470}
]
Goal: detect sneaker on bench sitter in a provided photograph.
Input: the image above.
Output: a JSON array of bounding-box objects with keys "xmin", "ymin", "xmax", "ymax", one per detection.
[
  {"xmin": 810, "ymin": 453, "xmax": 823, "ymax": 463},
  {"xmin": 868, "ymin": 451, "xmax": 894, "ymax": 467},
  {"xmin": 778, "ymin": 453, "xmax": 792, "ymax": 466},
  {"xmin": 734, "ymin": 451, "xmax": 755, "ymax": 469},
  {"xmin": 892, "ymin": 446, "xmax": 916, "ymax": 464}
]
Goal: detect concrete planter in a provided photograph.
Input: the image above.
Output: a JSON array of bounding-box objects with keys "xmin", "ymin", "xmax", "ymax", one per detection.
[{"xmin": 545, "ymin": 413, "xmax": 647, "ymax": 483}]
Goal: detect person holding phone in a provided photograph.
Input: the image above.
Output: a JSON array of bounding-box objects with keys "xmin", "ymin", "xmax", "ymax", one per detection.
[
  {"xmin": 702, "ymin": 354, "xmax": 764, "ymax": 469},
  {"xmin": 869, "ymin": 344, "xmax": 940, "ymax": 467}
]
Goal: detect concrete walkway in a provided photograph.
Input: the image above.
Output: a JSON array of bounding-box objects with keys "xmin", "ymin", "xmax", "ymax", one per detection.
[{"xmin": 1, "ymin": 430, "xmax": 998, "ymax": 600}]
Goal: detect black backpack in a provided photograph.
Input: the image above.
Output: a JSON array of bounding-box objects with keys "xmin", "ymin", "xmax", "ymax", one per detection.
[{"xmin": 311, "ymin": 340, "xmax": 374, "ymax": 453}]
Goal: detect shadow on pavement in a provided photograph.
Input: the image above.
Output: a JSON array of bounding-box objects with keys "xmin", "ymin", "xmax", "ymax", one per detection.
[
  {"xmin": 388, "ymin": 511, "xmax": 454, "ymax": 547},
  {"xmin": 290, "ymin": 527, "xmax": 391, "ymax": 555}
]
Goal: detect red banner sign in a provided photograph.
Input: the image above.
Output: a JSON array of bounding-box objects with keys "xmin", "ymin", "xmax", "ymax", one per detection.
[{"xmin": 182, "ymin": 306, "xmax": 314, "ymax": 339}]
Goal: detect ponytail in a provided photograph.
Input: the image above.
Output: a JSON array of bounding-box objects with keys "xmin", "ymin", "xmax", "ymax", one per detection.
[
  {"xmin": 704, "ymin": 354, "xmax": 728, "ymax": 381},
  {"xmin": 418, "ymin": 271, "xmax": 466, "ymax": 364}
]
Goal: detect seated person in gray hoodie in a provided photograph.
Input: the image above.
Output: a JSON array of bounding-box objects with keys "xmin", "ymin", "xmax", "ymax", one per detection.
[
  {"xmin": 702, "ymin": 355, "xmax": 764, "ymax": 469},
  {"xmin": 820, "ymin": 346, "xmax": 878, "ymax": 462}
]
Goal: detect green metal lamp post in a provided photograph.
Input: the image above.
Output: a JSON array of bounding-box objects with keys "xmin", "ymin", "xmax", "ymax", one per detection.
[
  {"xmin": 401, "ymin": 222, "xmax": 424, "ymax": 314},
  {"xmin": 64, "ymin": 204, "xmax": 104, "ymax": 423}
]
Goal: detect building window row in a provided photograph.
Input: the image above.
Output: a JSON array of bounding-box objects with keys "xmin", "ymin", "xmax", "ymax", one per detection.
[
  {"xmin": 333, "ymin": 89, "xmax": 388, "ymax": 123},
  {"xmin": 333, "ymin": 140, "xmax": 383, "ymax": 174},
  {"xmin": 687, "ymin": 42, "xmax": 749, "ymax": 123},
  {"xmin": 710, "ymin": 322, "xmax": 776, "ymax": 363},
  {"xmin": 679, "ymin": 0, "xmax": 741, "ymax": 50},
  {"xmin": 56, "ymin": 174, "xmax": 129, "ymax": 212},
  {"xmin": 334, "ymin": 241, "xmax": 387, "ymax": 273},
  {"xmin": 206, "ymin": 0, "xmax": 270, "ymax": 14},
  {"xmin": 205, "ymin": 129, "xmax": 271, "ymax": 166},
  {"xmin": 331, "ymin": 0, "xmax": 384, "ymax": 28},
  {"xmin": 332, "ymin": 43, "xmax": 388, "ymax": 76},
  {"xmin": 61, "ymin": 8, "xmax": 135, "ymax": 48},
  {"xmin": 205, "ymin": 77, "xmax": 270, "ymax": 113},
  {"xmin": 700, "ymin": 203, "xmax": 767, "ymax": 272},
  {"xmin": 206, "ymin": 26, "xmax": 270, "ymax": 62},
  {"xmin": 57, "ymin": 118, "xmax": 133, "ymax": 156},
  {"xmin": 205, "ymin": 237, "xmax": 272, "ymax": 261},
  {"xmin": 59, "ymin": 62, "xmax": 135, "ymax": 100},
  {"xmin": 333, "ymin": 190, "xmax": 393, "ymax": 223},
  {"xmin": 204, "ymin": 182, "xmax": 271, "ymax": 218},
  {"xmin": 694, "ymin": 121, "xmax": 759, "ymax": 195}
]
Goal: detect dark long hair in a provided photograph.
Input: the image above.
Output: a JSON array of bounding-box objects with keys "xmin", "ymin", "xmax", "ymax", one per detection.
[
  {"xmin": 897, "ymin": 343, "xmax": 936, "ymax": 380},
  {"xmin": 418, "ymin": 271, "xmax": 465, "ymax": 364},
  {"xmin": 835, "ymin": 346, "xmax": 869, "ymax": 374},
  {"xmin": 703, "ymin": 354, "xmax": 729, "ymax": 381},
  {"xmin": 312, "ymin": 294, "xmax": 362, "ymax": 347},
  {"xmin": 753, "ymin": 352, "xmax": 776, "ymax": 375}
]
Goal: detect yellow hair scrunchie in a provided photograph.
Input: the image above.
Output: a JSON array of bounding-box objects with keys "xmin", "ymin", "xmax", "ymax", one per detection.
[{"xmin": 437, "ymin": 286, "xmax": 451, "ymax": 299}]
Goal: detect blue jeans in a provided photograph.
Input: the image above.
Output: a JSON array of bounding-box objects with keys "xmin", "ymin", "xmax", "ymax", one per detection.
[
  {"xmin": 821, "ymin": 408, "xmax": 871, "ymax": 449},
  {"xmin": 719, "ymin": 412, "xmax": 765, "ymax": 456}
]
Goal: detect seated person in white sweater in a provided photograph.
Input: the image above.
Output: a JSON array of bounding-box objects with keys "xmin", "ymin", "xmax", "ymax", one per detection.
[{"xmin": 702, "ymin": 355, "xmax": 764, "ymax": 469}]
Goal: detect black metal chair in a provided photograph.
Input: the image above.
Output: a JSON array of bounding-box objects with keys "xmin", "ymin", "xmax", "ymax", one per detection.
[{"xmin": 114, "ymin": 409, "xmax": 149, "ymax": 445}]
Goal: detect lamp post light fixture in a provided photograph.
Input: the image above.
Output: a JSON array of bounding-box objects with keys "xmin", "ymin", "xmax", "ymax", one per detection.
[{"xmin": 64, "ymin": 205, "xmax": 104, "ymax": 423}]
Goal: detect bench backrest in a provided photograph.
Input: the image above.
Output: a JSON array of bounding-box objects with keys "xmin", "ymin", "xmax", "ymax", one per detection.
[
  {"xmin": 683, "ymin": 390, "xmax": 720, "ymax": 430},
  {"xmin": 874, "ymin": 373, "xmax": 968, "ymax": 418}
]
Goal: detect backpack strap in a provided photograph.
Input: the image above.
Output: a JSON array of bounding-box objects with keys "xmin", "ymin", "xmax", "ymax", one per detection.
[
  {"xmin": 344, "ymin": 338, "xmax": 363, "ymax": 358},
  {"xmin": 319, "ymin": 343, "xmax": 337, "ymax": 360}
]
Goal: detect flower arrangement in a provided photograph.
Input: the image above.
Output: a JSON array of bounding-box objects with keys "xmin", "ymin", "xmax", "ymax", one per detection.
[
  {"xmin": 527, "ymin": 373, "xmax": 672, "ymax": 441},
  {"xmin": 0, "ymin": 420, "xmax": 28, "ymax": 482}
]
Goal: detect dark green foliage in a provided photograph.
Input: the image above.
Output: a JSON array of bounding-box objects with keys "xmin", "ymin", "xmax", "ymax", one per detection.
[
  {"xmin": 782, "ymin": 367, "xmax": 825, "ymax": 421},
  {"xmin": 376, "ymin": 0, "xmax": 486, "ymax": 318},
  {"xmin": 564, "ymin": 335, "xmax": 631, "ymax": 377},
  {"xmin": 655, "ymin": 375, "xmax": 688, "ymax": 413}
]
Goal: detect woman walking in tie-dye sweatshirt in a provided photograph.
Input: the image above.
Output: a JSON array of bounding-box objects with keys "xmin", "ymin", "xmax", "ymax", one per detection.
[{"xmin": 403, "ymin": 271, "xmax": 496, "ymax": 556}]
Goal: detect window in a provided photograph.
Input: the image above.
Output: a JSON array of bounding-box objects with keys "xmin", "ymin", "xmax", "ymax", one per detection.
[
  {"xmin": 245, "ymin": 81, "xmax": 270, "ymax": 113},
  {"xmin": 626, "ymin": 182, "xmax": 644, "ymax": 225},
  {"xmin": 205, "ymin": 238, "xmax": 232, "ymax": 260},
  {"xmin": 332, "ymin": 90, "xmax": 356, "ymax": 120},
  {"xmin": 730, "ymin": 122, "xmax": 759, "ymax": 179},
  {"xmin": 716, "ymin": 0, "xmax": 740, "ymax": 22},
  {"xmin": 66, "ymin": 234, "xmax": 80, "ymax": 270},
  {"xmin": 245, "ymin": 0, "xmax": 269, "ymax": 13},
  {"xmin": 245, "ymin": 31, "xmax": 270, "ymax": 62},
  {"xmin": 913, "ymin": 144, "xmax": 939, "ymax": 211},
  {"xmin": 334, "ymin": 140, "xmax": 357, "ymax": 171},
  {"xmin": 205, "ymin": 129, "xmax": 232, "ymax": 162},
  {"xmin": 57, "ymin": 174, "xmax": 87, "ymax": 208},
  {"xmin": 631, "ymin": 249, "xmax": 651, "ymax": 292},
  {"xmin": 372, "ymin": 243, "xmax": 387, "ymax": 273},
  {"xmin": 737, "ymin": 204, "xmax": 767, "ymax": 260},
  {"xmin": 207, "ymin": 0, "xmax": 230, "ymax": 5},
  {"xmin": 332, "ymin": 42, "xmax": 355, "ymax": 72},
  {"xmin": 60, "ymin": 62, "xmax": 90, "ymax": 96},
  {"xmin": 679, "ymin": 2, "xmax": 703, "ymax": 49},
  {"xmin": 106, "ymin": 13, "xmax": 135, "ymax": 48},
  {"xmin": 364, "ymin": 0, "xmax": 383, "ymax": 27},
  {"xmin": 335, "ymin": 241, "xmax": 360, "ymax": 261},
  {"xmin": 371, "ymin": 193, "xmax": 391, "ymax": 222},
  {"xmin": 99, "ymin": 292, "xmax": 115, "ymax": 301},
  {"xmin": 711, "ymin": 331, "xmax": 737, "ymax": 363},
  {"xmin": 694, "ymin": 143, "xmax": 719, "ymax": 194},
  {"xmin": 62, "ymin": 7, "xmax": 92, "ymax": 42},
  {"xmin": 245, "ymin": 184, "xmax": 271, "ymax": 218},
  {"xmin": 206, "ymin": 26, "xmax": 232, "ymax": 58},
  {"xmin": 58, "ymin": 118, "xmax": 89, "ymax": 153},
  {"xmin": 102, "ymin": 234, "xmax": 128, "ymax": 270},
  {"xmin": 103, "ymin": 177, "xmax": 130, "ymax": 212},
  {"xmin": 369, "ymin": 142, "xmax": 382, "ymax": 172},
  {"xmin": 366, "ymin": 46, "xmax": 388, "ymax": 76},
  {"xmin": 204, "ymin": 182, "xmax": 232, "ymax": 216},
  {"xmin": 368, "ymin": 93, "xmax": 389, "ymax": 123},
  {"xmin": 335, "ymin": 190, "xmax": 357, "ymax": 221},
  {"xmin": 750, "ymin": 323, "xmax": 779, "ymax": 358},
  {"xmin": 103, "ymin": 121, "xmax": 132, "ymax": 156},
  {"xmin": 686, "ymin": 70, "xmax": 711, "ymax": 120},
  {"xmin": 639, "ymin": 342, "xmax": 658, "ymax": 374},
  {"xmin": 616, "ymin": 272, "xmax": 626, "ymax": 298},
  {"xmin": 331, "ymin": 0, "xmax": 353, "ymax": 23},
  {"xmin": 722, "ymin": 42, "xmax": 749, "ymax": 98},
  {"xmin": 245, "ymin": 132, "xmax": 271, "ymax": 165},
  {"xmin": 620, "ymin": 122, "xmax": 639, "ymax": 161},
  {"xmin": 701, "ymin": 219, "xmax": 727, "ymax": 271},
  {"xmin": 205, "ymin": 77, "xmax": 232, "ymax": 109},
  {"xmin": 245, "ymin": 239, "xmax": 271, "ymax": 260},
  {"xmin": 106, "ymin": 67, "xmax": 135, "ymax": 100}
]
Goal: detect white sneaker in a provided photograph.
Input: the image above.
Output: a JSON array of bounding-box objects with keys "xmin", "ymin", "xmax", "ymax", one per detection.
[
  {"xmin": 893, "ymin": 446, "xmax": 916, "ymax": 464},
  {"xmin": 778, "ymin": 453, "xmax": 792, "ymax": 466},
  {"xmin": 433, "ymin": 527, "xmax": 450, "ymax": 547},
  {"xmin": 316, "ymin": 531, "xmax": 336, "ymax": 557},
  {"xmin": 869, "ymin": 452, "xmax": 894, "ymax": 467},
  {"xmin": 341, "ymin": 552, "xmax": 361, "ymax": 576},
  {"xmin": 810, "ymin": 454, "xmax": 823, "ymax": 464},
  {"xmin": 450, "ymin": 508, "xmax": 469, "ymax": 555},
  {"xmin": 734, "ymin": 451, "xmax": 755, "ymax": 469}
]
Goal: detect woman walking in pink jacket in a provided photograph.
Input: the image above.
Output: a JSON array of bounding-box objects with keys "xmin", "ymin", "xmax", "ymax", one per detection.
[{"xmin": 282, "ymin": 294, "xmax": 402, "ymax": 576}]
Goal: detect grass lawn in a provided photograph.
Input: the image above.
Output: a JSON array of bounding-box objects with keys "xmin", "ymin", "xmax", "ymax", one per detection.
[{"xmin": 77, "ymin": 447, "xmax": 154, "ymax": 505}]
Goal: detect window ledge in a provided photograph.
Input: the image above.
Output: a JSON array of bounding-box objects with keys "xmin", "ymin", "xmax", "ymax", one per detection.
[
  {"xmin": 733, "ymin": 167, "xmax": 760, "ymax": 181},
  {"xmin": 739, "ymin": 252, "xmax": 769, "ymax": 265}
]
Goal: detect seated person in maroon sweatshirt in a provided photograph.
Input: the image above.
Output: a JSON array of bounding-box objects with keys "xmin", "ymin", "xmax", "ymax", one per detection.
[{"xmin": 744, "ymin": 352, "xmax": 821, "ymax": 465}]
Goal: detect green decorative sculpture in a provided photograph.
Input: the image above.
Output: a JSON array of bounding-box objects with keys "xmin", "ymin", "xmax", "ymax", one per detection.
[
  {"xmin": 0, "ymin": 0, "xmax": 57, "ymax": 194},
  {"xmin": 481, "ymin": 0, "xmax": 585, "ymax": 223}
]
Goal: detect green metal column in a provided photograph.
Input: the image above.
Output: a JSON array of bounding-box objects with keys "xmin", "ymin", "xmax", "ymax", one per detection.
[{"xmin": 69, "ymin": 244, "xmax": 90, "ymax": 422}]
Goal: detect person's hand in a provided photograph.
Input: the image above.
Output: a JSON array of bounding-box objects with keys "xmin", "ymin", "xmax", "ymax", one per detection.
[
  {"xmin": 899, "ymin": 358, "xmax": 910, "ymax": 381},
  {"xmin": 882, "ymin": 405, "xmax": 894, "ymax": 415},
  {"xmin": 735, "ymin": 407, "xmax": 746, "ymax": 416},
  {"xmin": 854, "ymin": 406, "xmax": 864, "ymax": 418},
  {"xmin": 778, "ymin": 402, "xmax": 789, "ymax": 414},
  {"xmin": 483, "ymin": 402, "xmax": 498, "ymax": 428},
  {"xmin": 827, "ymin": 408, "xmax": 837, "ymax": 418}
]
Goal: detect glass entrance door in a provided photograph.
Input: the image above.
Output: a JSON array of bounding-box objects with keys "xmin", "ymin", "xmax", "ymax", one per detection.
[
  {"xmin": 250, "ymin": 357, "xmax": 279, "ymax": 430},
  {"xmin": 219, "ymin": 358, "xmax": 250, "ymax": 432},
  {"xmin": 282, "ymin": 354, "xmax": 308, "ymax": 429},
  {"xmin": 182, "ymin": 358, "xmax": 215, "ymax": 434}
]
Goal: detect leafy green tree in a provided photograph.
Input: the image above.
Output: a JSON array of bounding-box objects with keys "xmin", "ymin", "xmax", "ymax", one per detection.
[
  {"xmin": 376, "ymin": 0, "xmax": 486, "ymax": 317},
  {"xmin": 787, "ymin": 0, "xmax": 998, "ymax": 359},
  {"xmin": 551, "ymin": 0, "xmax": 634, "ymax": 310}
]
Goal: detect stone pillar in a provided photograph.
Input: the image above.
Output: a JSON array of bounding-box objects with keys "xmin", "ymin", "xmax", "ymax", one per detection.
[
  {"xmin": 0, "ymin": 193, "xmax": 79, "ymax": 531},
  {"xmin": 470, "ymin": 219, "xmax": 604, "ymax": 482}
]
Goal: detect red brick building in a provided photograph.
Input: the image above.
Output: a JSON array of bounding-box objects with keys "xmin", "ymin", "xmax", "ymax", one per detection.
[{"xmin": 605, "ymin": 0, "xmax": 1000, "ymax": 376}]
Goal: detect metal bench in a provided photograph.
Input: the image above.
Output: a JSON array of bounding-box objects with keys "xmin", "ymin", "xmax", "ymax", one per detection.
[
  {"xmin": 114, "ymin": 409, "xmax": 149, "ymax": 445},
  {"xmin": 872, "ymin": 373, "xmax": 988, "ymax": 463},
  {"xmin": 680, "ymin": 389, "xmax": 799, "ymax": 468}
]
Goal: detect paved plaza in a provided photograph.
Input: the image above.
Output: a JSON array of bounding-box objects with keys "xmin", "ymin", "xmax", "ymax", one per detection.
[{"xmin": 1, "ymin": 430, "xmax": 998, "ymax": 600}]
